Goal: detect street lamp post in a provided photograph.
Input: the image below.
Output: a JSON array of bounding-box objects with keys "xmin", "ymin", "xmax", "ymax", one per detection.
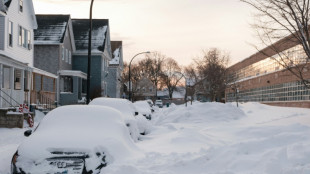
[
  {"xmin": 86, "ymin": 0, "xmax": 94, "ymax": 104},
  {"xmin": 128, "ymin": 51, "xmax": 150, "ymax": 101}
]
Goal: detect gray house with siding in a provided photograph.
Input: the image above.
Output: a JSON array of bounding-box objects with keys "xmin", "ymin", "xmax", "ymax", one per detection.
[
  {"xmin": 34, "ymin": 15, "xmax": 87, "ymax": 106},
  {"xmin": 72, "ymin": 19, "xmax": 112, "ymax": 99},
  {"xmin": 107, "ymin": 41, "xmax": 123, "ymax": 98}
]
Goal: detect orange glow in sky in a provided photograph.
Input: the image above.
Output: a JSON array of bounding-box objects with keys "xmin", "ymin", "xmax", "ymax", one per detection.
[{"xmin": 33, "ymin": 0, "xmax": 261, "ymax": 66}]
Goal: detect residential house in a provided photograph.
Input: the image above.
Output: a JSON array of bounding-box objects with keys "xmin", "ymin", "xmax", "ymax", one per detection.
[
  {"xmin": 133, "ymin": 76, "xmax": 156, "ymax": 101},
  {"xmin": 157, "ymin": 87, "xmax": 186, "ymax": 105},
  {"xmin": 34, "ymin": 14, "xmax": 87, "ymax": 106},
  {"xmin": 107, "ymin": 41, "xmax": 123, "ymax": 98},
  {"xmin": 0, "ymin": 0, "xmax": 37, "ymax": 108},
  {"xmin": 72, "ymin": 19, "xmax": 112, "ymax": 99}
]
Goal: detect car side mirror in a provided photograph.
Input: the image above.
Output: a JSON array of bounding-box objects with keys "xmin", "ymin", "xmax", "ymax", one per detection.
[
  {"xmin": 135, "ymin": 112, "xmax": 139, "ymax": 116},
  {"xmin": 24, "ymin": 130, "xmax": 32, "ymax": 137}
]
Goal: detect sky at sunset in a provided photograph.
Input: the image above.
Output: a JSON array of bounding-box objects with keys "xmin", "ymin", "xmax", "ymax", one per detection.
[{"xmin": 32, "ymin": 0, "xmax": 261, "ymax": 66}]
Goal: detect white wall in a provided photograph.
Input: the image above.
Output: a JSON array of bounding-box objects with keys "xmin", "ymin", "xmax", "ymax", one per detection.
[{"xmin": 0, "ymin": 0, "xmax": 36, "ymax": 67}]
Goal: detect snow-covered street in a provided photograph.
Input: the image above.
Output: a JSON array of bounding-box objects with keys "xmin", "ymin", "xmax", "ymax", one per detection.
[{"xmin": 1, "ymin": 102, "xmax": 310, "ymax": 174}]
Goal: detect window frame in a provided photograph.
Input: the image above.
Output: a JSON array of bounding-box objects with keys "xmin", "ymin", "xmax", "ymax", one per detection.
[
  {"xmin": 19, "ymin": 0, "xmax": 23, "ymax": 13},
  {"xmin": 8, "ymin": 21, "xmax": 13, "ymax": 47}
]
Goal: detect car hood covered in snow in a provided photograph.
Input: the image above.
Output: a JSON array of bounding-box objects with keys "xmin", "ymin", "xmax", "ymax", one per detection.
[{"xmin": 15, "ymin": 105, "xmax": 141, "ymax": 173}]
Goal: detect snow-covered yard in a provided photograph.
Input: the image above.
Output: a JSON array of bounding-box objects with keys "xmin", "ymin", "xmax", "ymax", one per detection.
[{"xmin": 1, "ymin": 102, "xmax": 310, "ymax": 174}]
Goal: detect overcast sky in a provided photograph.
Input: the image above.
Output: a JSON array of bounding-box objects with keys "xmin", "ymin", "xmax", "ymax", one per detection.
[{"xmin": 33, "ymin": 0, "xmax": 261, "ymax": 66}]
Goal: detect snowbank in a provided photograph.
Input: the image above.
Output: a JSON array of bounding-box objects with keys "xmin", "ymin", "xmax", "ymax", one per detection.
[{"xmin": 1, "ymin": 102, "xmax": 310, "ymax": 174}]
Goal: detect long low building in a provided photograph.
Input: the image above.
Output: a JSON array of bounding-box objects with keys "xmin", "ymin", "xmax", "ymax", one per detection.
[{"xmin": 226, "ymin": 35, "xmax": 310, "ymax": 108}]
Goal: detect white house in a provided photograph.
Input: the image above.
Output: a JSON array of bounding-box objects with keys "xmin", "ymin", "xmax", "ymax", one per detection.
[{"xmin": 0, "ymin": 0, "xmax": 37, "ymax": 107}]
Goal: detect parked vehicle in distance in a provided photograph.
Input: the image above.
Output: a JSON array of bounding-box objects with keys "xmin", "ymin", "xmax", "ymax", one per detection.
[
  {"xmin": 89, "ymin": 98, "xmax": 149, "ymax": 139},
  {"xmin": 146, "ymin": 99, "xmax": 154, "ymax": 107},
  {"xmin": 133, "ymin": 100, "xmax": 153, "ymax": 120},
  {"xmin": 11, "ymin": 105, "xmax": 138, "ymax": 174},
  {"xmin": 155, "ymin": 100, "xmax": 163, "ymax": 108}
]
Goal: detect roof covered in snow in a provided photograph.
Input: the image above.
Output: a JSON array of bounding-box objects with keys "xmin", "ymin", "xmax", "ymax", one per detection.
[
  {"xmin": 109, "ymin": 41, "xmax": 122, "ymax": 65},
  {"xmin": 0, "ymin": 0, "xmax": 12, "ymax": 12},
  {"xmin": 34, "ymin": 15, "xmax": 70, "ymax": 44},
  {"xmin": 72, "ymin": 19, "xmax": 109, "ymax": 53},
  {"xmin": 157, "ymin": 87, "xmax": 186, "ymax": 99}
]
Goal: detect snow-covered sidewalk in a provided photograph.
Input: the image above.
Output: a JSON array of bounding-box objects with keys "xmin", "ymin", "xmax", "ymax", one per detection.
[
  {"xmin": 1, "ymin": 102, "xmax": 310, "ymax": 174},
  {"xmin": 102, "ymin": 102, "xmax": 310, "ymax": 174}
]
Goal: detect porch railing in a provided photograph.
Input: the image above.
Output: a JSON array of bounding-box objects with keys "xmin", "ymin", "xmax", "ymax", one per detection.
[
  {"xmin": 0, "ymin": 88, "xmax": 21, "ymax": 108},
  {"xmin": 30, "ymin": 91, "xmax": 56, "ymax": 111}
]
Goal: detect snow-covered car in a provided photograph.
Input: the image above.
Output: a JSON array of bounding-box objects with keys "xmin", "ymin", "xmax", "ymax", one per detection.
[
  {"xmin": 89, "ymin": 98, "xmax": 150, "ymax": 139},
  {"xmin": 146, "ymin": 99, "xmax": 154, "ymax": 107},
  {"xmin": 155, "ymin": 100, "xmax": 163, "ymax": 108},
  {"xmin": 11, "ymin": 105, "xmax": 138, "ymax": 174},
  {"xmin": 133, "ymin": 100, "xmax": 154, "ymax": 120}
]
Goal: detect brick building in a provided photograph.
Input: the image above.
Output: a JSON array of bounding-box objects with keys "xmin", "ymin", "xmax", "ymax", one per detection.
[{"xmin": 226, "ymin": 36, "xmax": 310, "ymax": 108}]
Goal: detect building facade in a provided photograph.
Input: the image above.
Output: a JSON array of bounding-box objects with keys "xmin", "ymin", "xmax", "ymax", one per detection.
[
  {"xmin": 72, "ymin": 19, "xmax": 112, "ymax": 99},
  {"xmin": 0, "ymin": 0, "xmax": 37, "ymax": 108},
  {"xmin": 34, "ymin": 14, "xmax": 87, "ymax": 106},
  {"xmin": 226, "ymin": 36, "xmax": 310, "ymax": 108},
  {"xmin": 107, "ymin": 41, "xmax": 123, "ymax": 98}
]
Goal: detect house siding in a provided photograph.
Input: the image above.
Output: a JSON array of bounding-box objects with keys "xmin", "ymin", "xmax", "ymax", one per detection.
[
  {"xmin": 34, "ymin": 45, "xmax": 59, "ymax": 74},
  {"xmin": 0, "ymin": 0, "xmax": 36, "ymax": 66},
  {"xmin": 107, "ymin": 68, "xmax": 117, "ymax": 98},
  {"xmin": 72, "ymin": 55, "xmax": 102, "ymax": 98},
  {"xmin": 0, "ymin": 16, "xmax": 4, "ymax": 50},
  {"xmin": 59, "ymin": 26, "xmax": 73, "ymax": 71}
]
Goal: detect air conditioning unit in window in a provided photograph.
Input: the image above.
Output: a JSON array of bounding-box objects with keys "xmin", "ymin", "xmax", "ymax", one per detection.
[{"xmin": 28, "ymin": 44, "xmax": 32, "ymax": 50}]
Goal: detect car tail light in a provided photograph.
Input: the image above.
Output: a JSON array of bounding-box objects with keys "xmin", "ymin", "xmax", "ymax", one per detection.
[{"xmin": 12, "ymin": 152, "xmax": 18, "ymax": 164}]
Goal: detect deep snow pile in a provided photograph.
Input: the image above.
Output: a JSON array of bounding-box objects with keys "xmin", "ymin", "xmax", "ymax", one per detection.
[
  {"xmin": 0, "ymin": 110, "xmax": 45, "ymax": 174},
  {"xmin": 1, "ymin": 102, "xmax": 310, "ymax": 174},
  {"xmin": 102, "ymin": 102, "xmax": 310, "ymax": 174}
]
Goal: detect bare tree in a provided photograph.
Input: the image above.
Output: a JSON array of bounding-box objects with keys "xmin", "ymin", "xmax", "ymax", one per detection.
[
  {"xmin": 195, "ymin": 48, "xmax": 230, "ymax": 102},
  {"xmin": 160, "ymin": 58, "xmax": 183, "ymax": 99},
  {"xmin": 140, "ymin": 52, "xmax": 166, "ymax": 98},
  {"xmin": 184, "ymin": 64, "xmax": 199, "ymax": 102},
  {"xmin": 241, "ymin": 0, "xmax": 310, "ymax": 88},
  {"xmin": 121, "ymin": 62, "xmax": 144, "ymax": 99}
]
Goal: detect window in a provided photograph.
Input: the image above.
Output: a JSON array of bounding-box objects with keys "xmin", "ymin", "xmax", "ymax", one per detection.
[
  {"xmin": 8, "ymin": 21, "xmax": 13, "ymax": 47},
  {"xmin": 65, "ymin": 49, "xmax": 68, "ymax": 63},
  {"xmin": 14, "ymin": 69, "xmax": 22, "ymax": 90},
  {"xmin": 24, "ymin": 70, "xmax": 29, "ymax": 90},
  {"xmin": 60, "ymin": 76, "xmax": 73, "ymax": 93},
  {"xmin": 27, "ymin": 31, "xmax": 31, "ymax": 49},
  {"xmin": 2, "ymin": 66, "xmax": 11, "ymax": 89},
  {"xmin": 69, "ymin": 51, "xmax": 71, "ymax": 64},
  {"xmin": 18, "ymin": 26, "xmax": 22, "ymax": 46},
  {"xmin": 19, "ymin": 0, "xmax": 23, "ymax": 12},
  {"xmin": 62, "ymin": 46, "xmax": 65, "ymax": 60},
  {"xmin": 18, "ymin": 26, "xmax": 30, "ymax": 49},
  {"xmin": 149, "ymin": 87, "xmax": 153, "ymax": 92}
]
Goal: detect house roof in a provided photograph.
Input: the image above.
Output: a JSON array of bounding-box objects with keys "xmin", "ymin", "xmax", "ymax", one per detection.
[
  {"xmin": 34, "ymin": 15, "xmax": 70, "ymax": 44},
  {"xmin": 72, "ymin": 19, "xmax": 109, "ymax": 53},
  {"xmin": 109, "ymin": 41, "xmax": 122, "ymax": 65},
  {"xmin": 0, "ymin": 0, "xmax": 12, "ymax": 12}
]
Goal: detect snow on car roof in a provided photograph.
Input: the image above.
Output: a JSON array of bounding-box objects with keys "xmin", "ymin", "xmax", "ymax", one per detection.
[
  {"xmin": 17, "ymin": 105, "xmax": 140, "ymax": 164},
  {"xmin": 133, "ymin": 101, "xmax": 151, "ymax": 114},
  {"xmin": 89, "ymin": 98, "xmax": 137, "ymax": 118}
]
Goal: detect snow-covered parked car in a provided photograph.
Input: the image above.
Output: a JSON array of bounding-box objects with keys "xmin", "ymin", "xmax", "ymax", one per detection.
[
  {"xmin": 11, "ymin": 105, "xmax": 139, "ymax": 174},
  {"xmin": 155, "ymin": 100, "xmax": 163, "ymax": 108},
  {"xmin": 146, "ymin": 99, "xmax": 154, "ymax": 107},
  {"xmin": 133, "ymin": 100, "xmax": 154, "ymax": 120},
  {"xmin": 89, "ymin": 98, "xmax": 151, "ymax": 139}
]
